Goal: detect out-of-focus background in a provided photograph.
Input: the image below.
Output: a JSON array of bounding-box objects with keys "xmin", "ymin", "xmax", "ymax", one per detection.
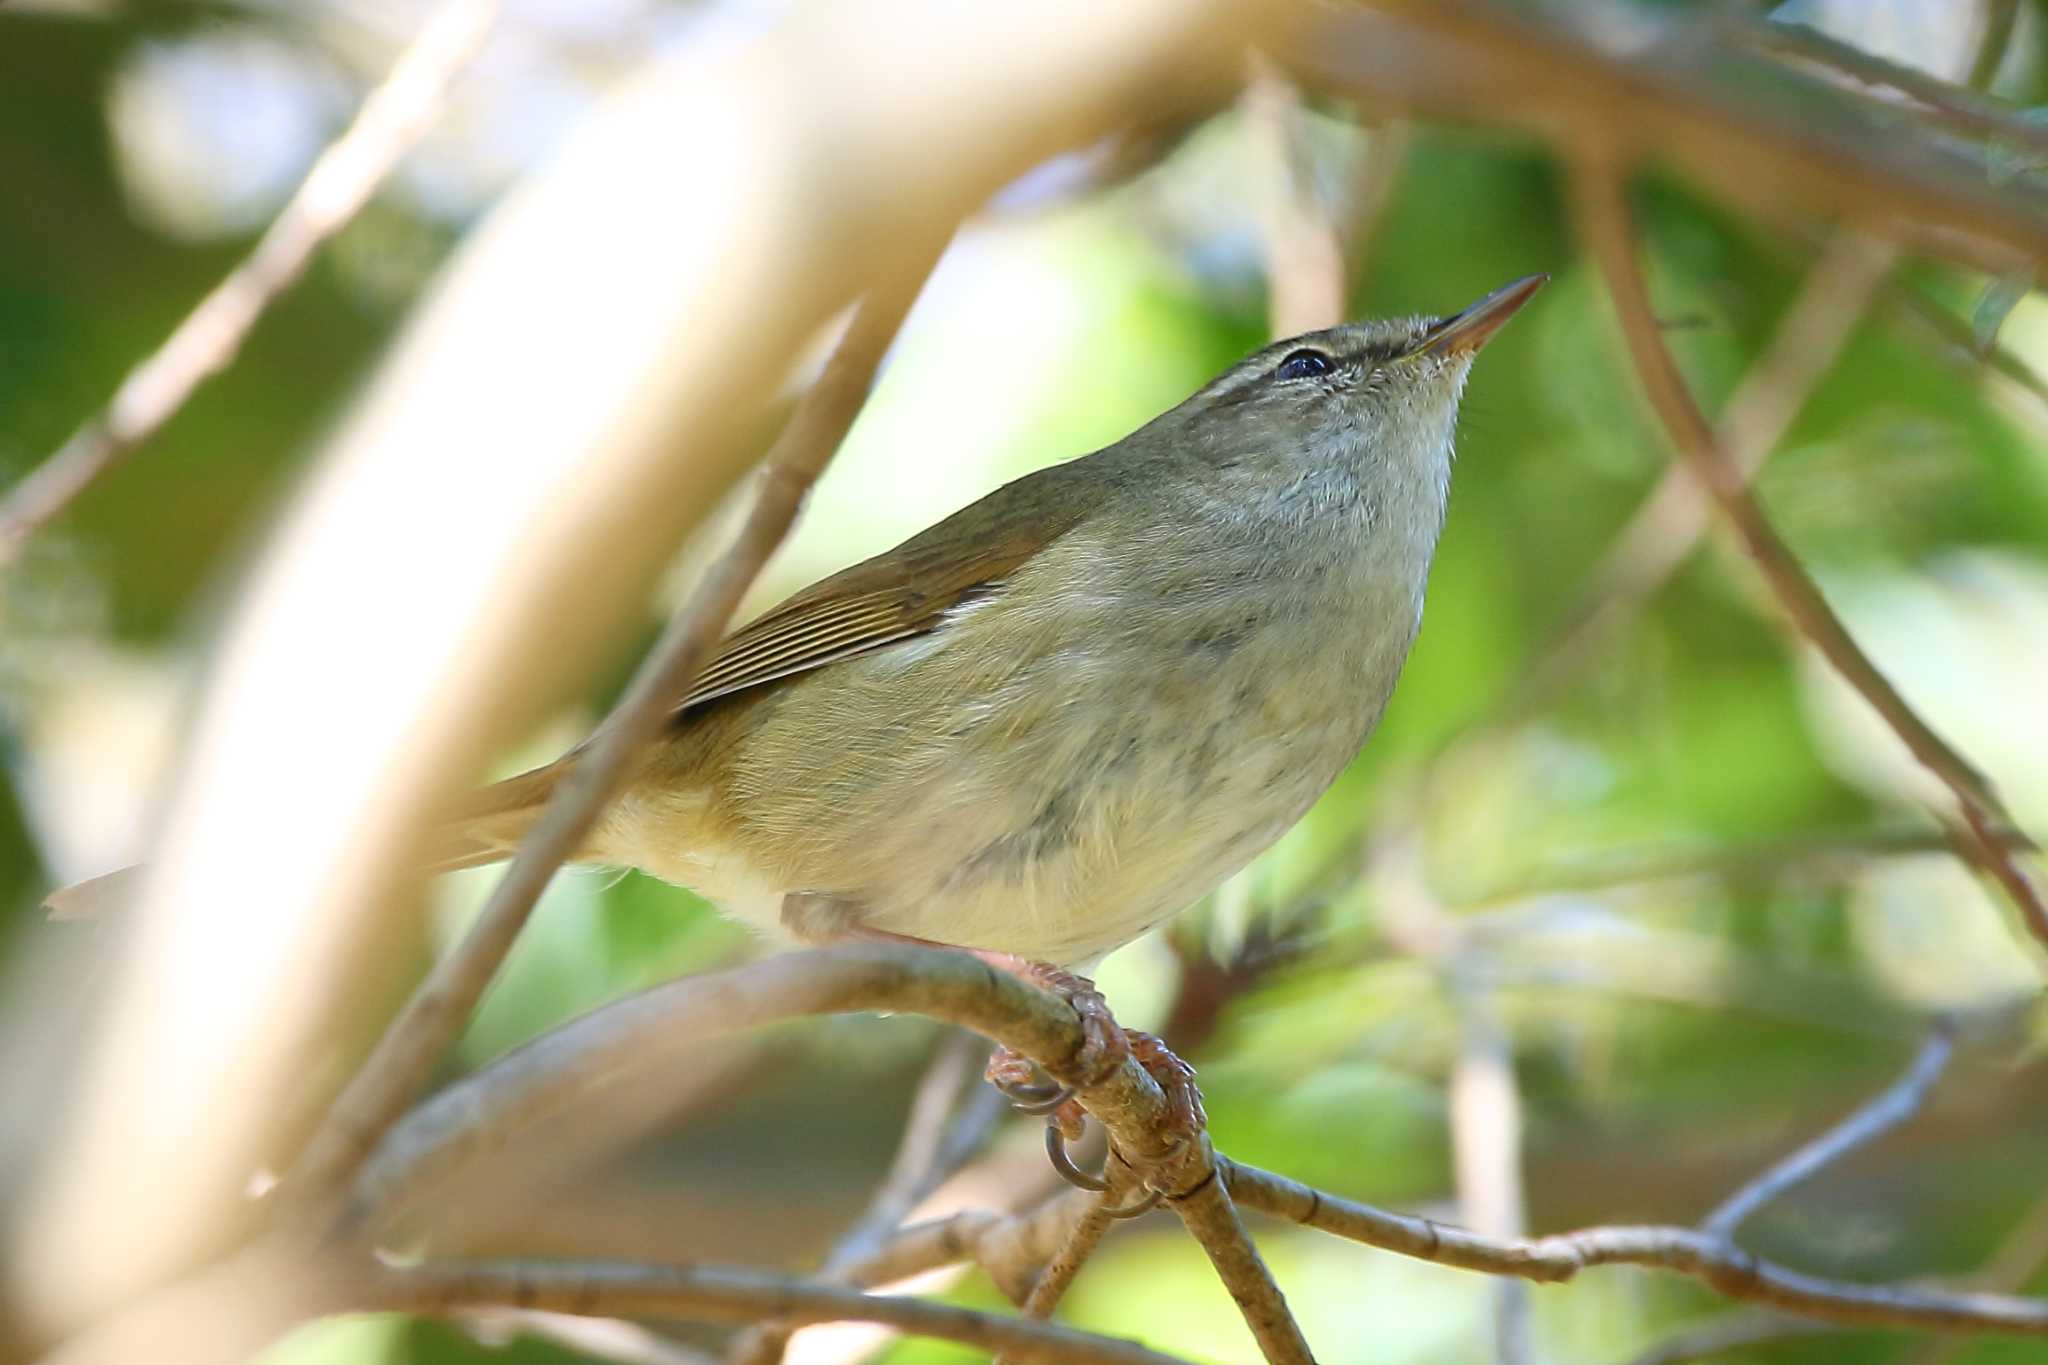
[{"xmin": 3, "ymin": 1, "xmax": 2047, "ymax": 1363}]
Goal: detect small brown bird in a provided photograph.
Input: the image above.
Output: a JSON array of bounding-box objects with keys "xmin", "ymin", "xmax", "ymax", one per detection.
[
  {"xmin": 436, "ymin": 276, "xmax": 1542, "ymax": 1026},
  {"xmin": 51, "ymin": 275, "xmax": 1543, "ymax": 1122}
]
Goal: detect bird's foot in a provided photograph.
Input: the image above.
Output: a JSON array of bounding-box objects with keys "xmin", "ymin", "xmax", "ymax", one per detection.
[{"xmin": 975, "ymin": 956, "xmax": 1204, "ymax": 1214}]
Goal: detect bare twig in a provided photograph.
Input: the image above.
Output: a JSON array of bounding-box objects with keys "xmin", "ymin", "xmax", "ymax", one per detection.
[
  {"xmin": 468, "ymin": 1310, "xmax": 722, "ymax": 1365},
  {"xmin": 1294, "ymin": 0, "xmax": 2048, "ymax": 275},
  {"xmin": 1701, "ymin": 1027, "xmax": 1955, "ymax": 1239},
  {"xmin": 1569, "ymin": 155, "xmax": 2048, "ymax": 953},
  {"xmin": 1728, "ymin": 13, "xmax": 2044, "ymax": 158},
  {"xmin": 1970, "ymin": 0, "xmax": 2022, "ymax": 95},
  {"xmin": 350, "ymin": 944, "xmax": 2048, "ymax": 1343},
  {"xmin": 1619, "ymin": 1313, "xmax": 1834, "ymax": 1365},
  {"xmin": 375, "ymin": 1258, "xmax": 1195, "ymax": 1365},
  {"xmin": 289, "ymin": 254, "xmax": 948, "ymax": 1207},
  {"xmin": 992, "ymin": 1177, "xmax": 1137, "ymax": 1365},
  {"xmin": 1449, "ymin": 988, "xmax": 1531, "ymax": 1365},
  {"xmin": 352, "ymin": 946, "xmax": 1187, "ymax": 1228},
  {"xmin": 0, "ymin": 0, "xmax": 499, "ymax": 562},
  {"xmin": 1168, "ymin": 1146, "xmax": 1315, "ymax": 1365},
  {"xmin": 1221, "ymin": 1159, "xmax": 2048, "ymax": 1336},
  {"xmin": 1459, "ymin": 824, "xmax": 2035, "ymax": 907},
  {"xmin": 729, "ymin": 1030, "xmax": 999, "ymax": 1365}
]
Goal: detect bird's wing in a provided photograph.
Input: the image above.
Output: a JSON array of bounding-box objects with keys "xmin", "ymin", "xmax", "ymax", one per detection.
[{"xmin": 676, "ymin": 456, "xmax": 1103, "ymax": 715}]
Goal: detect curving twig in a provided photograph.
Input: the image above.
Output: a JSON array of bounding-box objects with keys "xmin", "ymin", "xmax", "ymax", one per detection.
[
  {"xmin": 344, "ymin": 944, "xmax": 2048, "ymax": 1344},
  {"xmin": 288, "ymin": 250, "xmax": 948, "ymax": 1206},
  {"xmin": 1168, "ymin": 1148, "xmax": 1315, "ymax": 1365},
  {"xmin": 728, "ymin": 1029, "xmax": 1001, "ymax": 1365},
  {"xmin": 1702, "ymin": 1027, "xmax": 1955, "ymax": 1240},
  {"xmin": 376, "ymin": 1258, "xmax": 1194, "ymax": 1365},
  {"xmin": 1221, "ymin": 1159, "xmax": 2048, "ymax": 1335},
  {"xmin": 1569, "ymin": 155, "xmax": 2048, "ymax": 954},
  {"xmin": 0, "ymin": 0, "xmax": 499, "ymax": 563}
]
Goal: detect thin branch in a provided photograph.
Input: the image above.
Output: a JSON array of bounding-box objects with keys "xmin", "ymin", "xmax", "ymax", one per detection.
[
  {"xmin": 1618, "ymin": 1313, "xmax": 1835, "ymax": 1365},
  {"xmin": 1244, "ymin": 58, "xmax": 1349, "ymax": 336},
  {"xmin": 1568, "ymin": 155, "xmax": 2048, "ymax": 954},
  {"xmin": 467, "ymin": 1310, "xmax": 722, "ymax": 1365},
  {"xmin": 1449, "ymin": 987, "xmax": 1531, "ymax": 1365},
  {"xmin": 0, "ymin": 0, "xmax": 499, "ymax": 563},
  {"xmin": 1294, "ymin": 0, "xmax": 2048, "ymax": 275},
  {"xmin": 1221, "ymin": 1159, "xmax": 2048, "ymax": 1336},
  {"xmin": 1971, "ymin": 0, "xmax": 2023, "ymax": 95},
  {"xmin": 374, "ymin": 1259, "xmax": 1195, "ymax": 1365},
  {"xmin": 1701, "ymin": 1027, "xmax": 1955, "ymax": 1239},
  {"xmin": 374, "ymin": 946, "xmax": 2048, "ymax": 1340},
  {"xmin": 352, "ymin": 946, "xmax": 1187, "ymax": 1229},
  {"xmin": 1729, "ymin": 14, "xmax": 2045, "ymax": 157},
  {"xmin": 1168, "ymin": 1145, "xmax": 1316, "ymax": 1365},
  {"xmin": 288, "ymin": 252, "xmax": 947, "ymax": 1207},
  {"xmin": 1878, "ymin": 273, "xmax": 2048, "ymax": 427},
  {"xmin": 728, "ymin": 1030, "xmax": 999, "ymax": 1365},
  {"xmin": 992, "ymin": 1178, "xmax": 1137, "ymax": 1365},
  {"xmin": 1459, "ymin": 824, "xmax": 2035, "ymax": 907}
]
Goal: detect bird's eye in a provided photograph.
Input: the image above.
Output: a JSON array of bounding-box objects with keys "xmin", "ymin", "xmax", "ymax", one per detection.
[{"xmin": 1274, "ymin": 348, "xmax": 1333, "ymax": 381}]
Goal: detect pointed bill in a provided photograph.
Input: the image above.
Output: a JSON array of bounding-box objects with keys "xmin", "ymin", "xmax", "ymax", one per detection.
[{"xmin": 1418, "ymin": 273, "xmax": 1548, "ymax": 358}]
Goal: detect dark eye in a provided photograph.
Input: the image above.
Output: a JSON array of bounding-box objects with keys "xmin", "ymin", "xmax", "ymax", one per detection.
[{"xmin": 1274, "ymin": 348, "xmax": 1332, "ymax": 381}]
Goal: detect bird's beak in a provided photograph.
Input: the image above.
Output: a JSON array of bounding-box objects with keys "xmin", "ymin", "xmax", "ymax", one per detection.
[{"xmin": 1416, "ymin": 273, "xmax": 1548, "ymax": 358}]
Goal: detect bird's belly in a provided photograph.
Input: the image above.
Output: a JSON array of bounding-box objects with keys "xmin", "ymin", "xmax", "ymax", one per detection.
[
  {"xmin": 618, "ymin": 583, "xmax": 1415, "ymax": 966},
  {"xmin": 827, "ymin": 632, "xmax": 1384, "ymax": 964}
]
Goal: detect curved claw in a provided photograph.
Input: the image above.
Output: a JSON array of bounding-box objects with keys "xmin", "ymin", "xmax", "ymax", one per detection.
[
  {"xmin": 1006, "ymin": 1082, "xmax": 1077, "ymax": 1116},
  {"xmin": 1042, "ymin": 1120, "xmax": 1163, "ymax": 1217},
  {"xmin": 1044, "ymin": 1120, "xmax": 1110, "ymax": 1192}
]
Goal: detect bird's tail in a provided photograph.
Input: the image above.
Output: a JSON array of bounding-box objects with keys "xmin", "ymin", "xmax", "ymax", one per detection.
[{"xmin": 42, "ymin": 758, "xmax": 575, "ymax": 919}]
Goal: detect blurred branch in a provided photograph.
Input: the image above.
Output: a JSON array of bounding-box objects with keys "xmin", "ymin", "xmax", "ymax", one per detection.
[
  {"xmin": 1222, "ymin": 1158, "xmax": 2048, "ymax": 1335},
  {"xmin": 1244, "ymin": 59, "xmax": 1348, "ymax": 336},
  {"xmin": 0, "ymin": 0, "xmax": 499, "ymax": 563},
  {"xmin": 376, "ymin": 1259, "xmax": 1193, "ymax": 1365},
  {"xmin": 1970, "ymin": 0, "xmax": 2023, "ymax": 98},
  {"xmin": 468, "ymin": 1310, "xmax": 722, "ymax": 1365},
  {"xmin": 348, "ymin": 943, "xmax": 2048, "ymax": 1345},
  {"xmin": 353, "ymin": 947, "xmax": 1192, "ymax": 1228},
  {"xmin": 730, "ymin": 1030, "xmax": 1001, "ymax": 1365},
  {"xmin": 289, "ymin": 252, "xmax": 948, "ymax": 1209},
  {"xmin": 990, "ymin": 1183, "xmax": 1132, "ymax": 1365},
  {"xmin": 1449, "ymin": 988, "xmax": 1532, "ymax": 1365},
  {"xmin": 1727, "ymin": 14, "xmax": 2044, "ymax": 155},
  {"xmin": 1879, "ymin": 273, "xmax": 2048, "ymax": 426},
  {"xmin": 23, "ymin": 0, "xmax": 1266, "ymax": 1339},
  {"xmin": 1569, "ymin": 155, "xmax": 2048, "ymax": 956},
  {"xmin": 1618, "ymin": 1313, "xmax": 1835, "ymax": 1365},
  {"xmin": 1296, "ymin": 0, "xmax": 2048, "ymax": 273},
  {"xmin": 1461, "ymin": 824, "xmax": 2036, "ymax": 906},
  {"xmin": 1701, "ymin": 1026, "xmax": 1955, "ymax": 1240}
]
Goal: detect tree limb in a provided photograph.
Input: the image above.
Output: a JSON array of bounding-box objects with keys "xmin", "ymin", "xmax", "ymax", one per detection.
[{"xmin": 1569, "ymin": 154, "xmax": 2048, "ymax": 954}]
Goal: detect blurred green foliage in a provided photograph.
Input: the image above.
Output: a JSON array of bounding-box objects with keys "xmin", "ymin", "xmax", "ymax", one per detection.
[{"xmin": 6, "ymin": 3, "xmax": 2048, "ymax": 1364}]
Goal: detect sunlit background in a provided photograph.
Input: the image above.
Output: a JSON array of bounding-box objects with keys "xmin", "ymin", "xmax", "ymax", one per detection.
[{"xmin": 4, "ymin": 0, "xmax": 2048, "ymax": 1362}]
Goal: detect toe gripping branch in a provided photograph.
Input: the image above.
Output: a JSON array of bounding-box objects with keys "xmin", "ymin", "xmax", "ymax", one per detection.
[{"xmin": 983, "ymin": 961, "xmax": 1207, "ymax": 1219}]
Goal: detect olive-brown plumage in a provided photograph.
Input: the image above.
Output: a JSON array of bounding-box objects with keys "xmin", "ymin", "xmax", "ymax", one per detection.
[{"xmin": 344, "ymin": 278, "xmax": 1542, "ymax": 965}]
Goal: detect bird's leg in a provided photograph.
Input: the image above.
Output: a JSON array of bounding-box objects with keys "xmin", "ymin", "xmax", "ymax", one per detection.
[
  {"xmin": 972, "ymin": 955, "xmax": 1127, "ymax": 1137},
  {"xmin": 788, "ymin": 900, "xmax": 1203, "ymax": 1201}
]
